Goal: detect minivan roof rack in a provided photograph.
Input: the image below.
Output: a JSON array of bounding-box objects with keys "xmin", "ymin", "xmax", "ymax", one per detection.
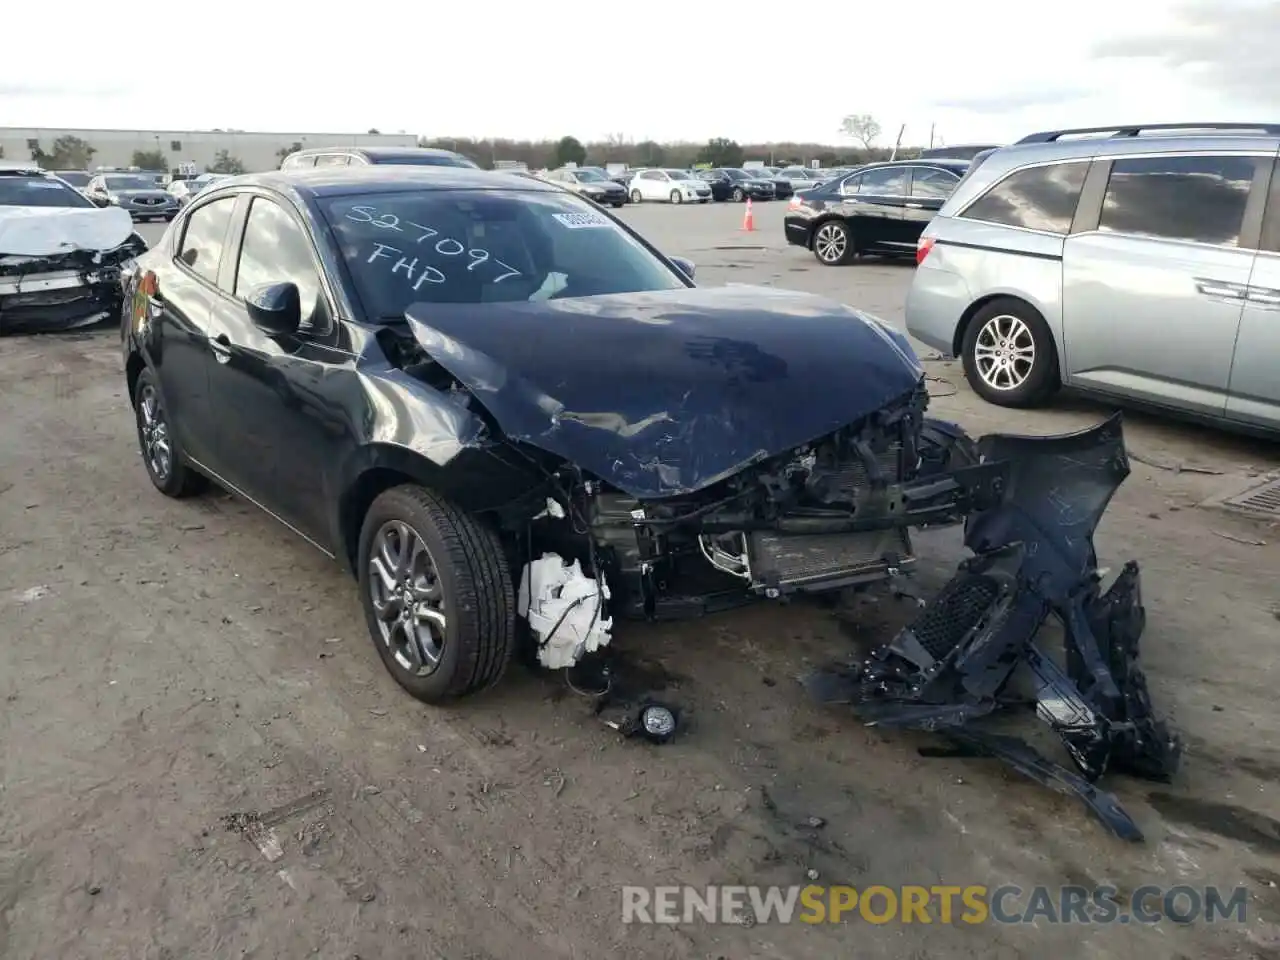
[{"xmin": 1017, "ymin": 122, "xmax": 1280, "ymax": 144}]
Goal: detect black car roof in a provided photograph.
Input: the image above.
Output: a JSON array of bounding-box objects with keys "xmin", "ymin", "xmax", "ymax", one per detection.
[{"xmin": 231, "ymin": 166, "xmax": 559, "ymax": 198}]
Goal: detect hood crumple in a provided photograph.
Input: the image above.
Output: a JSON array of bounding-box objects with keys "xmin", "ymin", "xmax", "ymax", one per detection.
[{"xmin": 404, "ymin": 285, "xmax": 924, "ymax": 498}]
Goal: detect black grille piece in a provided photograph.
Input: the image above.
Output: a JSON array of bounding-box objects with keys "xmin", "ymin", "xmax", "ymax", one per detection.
[{"xmin": 908, "ymin": 573, "xmax": 1000, "ymax": 660}]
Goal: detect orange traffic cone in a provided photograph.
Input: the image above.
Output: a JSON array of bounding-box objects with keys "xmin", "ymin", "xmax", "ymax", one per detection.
[{"xmin": 740, "ymin": 198, "xmax": 755, "ymax": 232}]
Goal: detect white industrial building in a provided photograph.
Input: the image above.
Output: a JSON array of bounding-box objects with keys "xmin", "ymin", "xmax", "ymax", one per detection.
[{"xmin": 0, "ymin": 127, "xmax": 418, "ymax": 174}]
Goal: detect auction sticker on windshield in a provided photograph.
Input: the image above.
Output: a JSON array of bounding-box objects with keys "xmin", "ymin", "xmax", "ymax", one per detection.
[{"xmin": 553, "ymin": 212, "xmax": 611, "ymax": 229}]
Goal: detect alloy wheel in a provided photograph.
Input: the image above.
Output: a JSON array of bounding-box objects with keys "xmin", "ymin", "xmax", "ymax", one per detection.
[
  {"xmin": 814, "ymin": 223, "xmax": 847, "ymax": 263},
  {"xmin": 137, "ymin": 384, "xmax": 173, "ymax": 481},
  {"xmin": 367, "ymin": 520, "xmax": 447, "ymax": 676},
  {"xmin": 974, "ymin": 314, "xmax": 1036, "ymax": 391}
]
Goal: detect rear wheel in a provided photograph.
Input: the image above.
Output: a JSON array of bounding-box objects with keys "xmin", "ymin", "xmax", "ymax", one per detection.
[
  {"xmin": 961, "ymin": 298, "xmax": 1060, "ymax": 408},
  {"xmin": 132, "ymin": 367, "xmax": 205, "ymax": 498},
  {"xmin": 630, "ymin": 189, "xmax": 642, "ymax": 203},
  {"xmin": 670, "ymin": 190, "xmax": 683, "ymax": 204},
  {"xmin": 357, "ymin": 484, "xmax": 515, "ymax": 703},
  {"xmin": 812, "ymin": 220, "xmax": 855, "ymax": 266}
]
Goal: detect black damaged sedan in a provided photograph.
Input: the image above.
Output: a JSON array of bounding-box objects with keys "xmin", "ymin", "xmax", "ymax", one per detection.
[{"xmin": 120, "ymin": 168, "xmax": 1178, "ymax": 830}]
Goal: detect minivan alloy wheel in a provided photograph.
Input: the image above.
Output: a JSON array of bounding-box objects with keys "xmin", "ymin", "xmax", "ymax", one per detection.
[
  {"xmin": 814, "ymin": 222, "xmax": 848, "ymax": 263},
  {"xmin": 974, "ymin": 314, "xmax": 1036, "ymax": 391},
  {"xmin": 368, "ymin": 520, "xmax": 447, "ymax": 676}
]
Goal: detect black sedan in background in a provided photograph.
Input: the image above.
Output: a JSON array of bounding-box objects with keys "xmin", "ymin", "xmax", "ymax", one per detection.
[
  {"xmin": 743, "ymin": 167, "xmax": 793, "ymax": 199},
  {"xmin": 695, "ymin": 168, "xmax": 776, "ymax": 202},
  {"xmin": 784, "ymin": 158, "xmax": 968, "ymax": 265},
  {"xmin": 542, "ymin": 166, "xmax": 628, "ymax": 207}
]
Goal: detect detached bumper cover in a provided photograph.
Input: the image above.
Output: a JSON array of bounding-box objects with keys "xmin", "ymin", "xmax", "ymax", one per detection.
[{"xmin": 805, "ymin": 413, "xmax": 1181, "ymax": 841}]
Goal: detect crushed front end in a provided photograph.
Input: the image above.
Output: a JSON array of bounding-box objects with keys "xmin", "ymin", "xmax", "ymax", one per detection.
[
  {"xmin": 0, "ymin": 237, "xmax": 146, "ymax": 335},
  {"xmin": 547, "ymin": 383, "xmax": 1007, "ymax": 622}
]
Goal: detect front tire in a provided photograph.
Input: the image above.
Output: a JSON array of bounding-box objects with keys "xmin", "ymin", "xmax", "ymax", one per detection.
[
  {"xmin": 670, "ymin": 190, "xmax": 683, "ymax": 204},
  {"xmin": 732, "ymin": 187, "xmax": 744, "ymax": 202},
  {"xmin": 132, "ymin": 367, "xmax": 205, "ymax": 497},
  {"xmin": 357, "ymin": 484, "xmax": 515, "ymax": 703},
  {"xmin": 812, "ymin": 220, "xmax": 855, "ymax": 265},
  {"xmin": 630, "ymin": 189, "xmax": 642, "ymax": 203},
  {"xmin": 961, "ymin": 298, "xmax": 1060, "ymax": 408}
]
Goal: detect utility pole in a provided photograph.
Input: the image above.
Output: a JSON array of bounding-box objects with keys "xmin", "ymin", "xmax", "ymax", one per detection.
[{"xmin": 929, "ymin": 123, "xmax": 935, "ymax": 149}]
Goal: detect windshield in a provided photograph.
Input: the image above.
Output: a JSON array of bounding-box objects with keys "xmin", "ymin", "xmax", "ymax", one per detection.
[
  {"xmin": 56, "ymin": 171, "xmax": 90, "ymax": 187},
  {"xmin": 323, "ymin": 189, "xmax": 688, "ymax": 317},
  {"xmin": 104, "ymin": 175, "xmax": 156, "ymax": 190},
  {"xmin": 663, "ymin": 169, "xmax": 692, "ymax": 180},
  {"xmin": 0, "ymin": 174, "xmax": 94, "ymax": 208},
  {"xmin": 722, "ymin": 169, "xmax": 748, "ymax": 180},
  {"xmin": 573, "ymin": 168, "xmax": 609, "ymax": 182}
]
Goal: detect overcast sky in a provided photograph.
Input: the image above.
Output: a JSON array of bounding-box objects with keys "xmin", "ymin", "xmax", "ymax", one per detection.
[{"xmin": 4, "ymin": 0, "xmax": 1276, "ymax": 145}]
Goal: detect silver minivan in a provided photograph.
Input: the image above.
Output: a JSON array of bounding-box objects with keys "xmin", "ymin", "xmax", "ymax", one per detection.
[{"xmin": 906, "ymin": 122, "xmax": 1280, "ymax": 433}]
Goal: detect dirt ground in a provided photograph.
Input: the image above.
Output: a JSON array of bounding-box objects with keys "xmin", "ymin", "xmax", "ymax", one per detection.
[{"xmin": 2, "ymin": 202, "xmax": 1280, "ymax": 960}]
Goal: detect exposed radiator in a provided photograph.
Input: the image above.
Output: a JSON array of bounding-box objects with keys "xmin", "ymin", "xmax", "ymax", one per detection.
[{"xmin": 748, "ymin": 526, "xmax": 913, "ymax": 593}]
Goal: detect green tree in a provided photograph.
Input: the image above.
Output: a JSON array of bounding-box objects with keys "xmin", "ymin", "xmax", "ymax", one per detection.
[
  {"xmin": 276, "ymin": 141, "xmax": 303, "ymax": 162},
  {"xmin": 132, "ymin": 149, "xmax": 168, "ymax": 171},
  {"xmin": 839, "ymin": 113, "xmax": 881, "ymax": 150},
  {"xmin": 635, "ymin": 140, "xmax": 666, "ymax": 166},
  {"xmin": 44, "ymin": 135, "xmax": 96, "ymax": 169},
  {"xmin": 696, "ymin": 137, "xmax": 744, "ymax": 167},
  {"xmin": 553, "ymin": 135, "xmax": 587, "ymax": 167},
  {"xmin": 208, "ymin": 150, "xmax": 247, "ymax": 174}
]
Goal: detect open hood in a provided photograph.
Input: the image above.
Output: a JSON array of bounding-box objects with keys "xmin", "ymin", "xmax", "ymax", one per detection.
[
  {"xmin": 0, "ymin": 205, "xmax": 134, "ymax": 257},
  {"xmin": 404, "ymin": 285, "xmax": 924, "ymax": 498}
]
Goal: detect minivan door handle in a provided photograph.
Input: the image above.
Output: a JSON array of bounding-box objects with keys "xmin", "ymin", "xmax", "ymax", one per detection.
[{"xmin": 1194, "ymin": 278, "xmax": 1247, "ymax": 300}]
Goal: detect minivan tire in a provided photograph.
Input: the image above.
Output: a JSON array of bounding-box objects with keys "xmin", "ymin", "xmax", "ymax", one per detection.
[
  {"xmin": 357, "ymin": 485, "xmax": 515, "ymax": 704},
  {"xmin": 961, "ymin": 298, "xmax": 1060, "ymax": 408}
]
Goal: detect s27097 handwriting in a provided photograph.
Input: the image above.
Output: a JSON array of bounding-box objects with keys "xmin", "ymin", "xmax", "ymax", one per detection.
[{"xmin": 346, "ymin": 205, "xmax": 521, "ymax": 284}]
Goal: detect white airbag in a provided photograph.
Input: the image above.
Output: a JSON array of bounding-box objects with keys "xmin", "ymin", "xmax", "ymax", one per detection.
[{"xmin": 0, "ymin": 205, "xmax": 134, "ymax": 257}]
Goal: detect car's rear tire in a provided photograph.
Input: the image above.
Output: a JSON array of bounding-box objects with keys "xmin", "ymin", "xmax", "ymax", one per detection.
[
  {"xmin": 132, "ymin": 367, "xmax": 206, "ymax": 498},
  {"xmin": 961, "ymin": 298, "xmax": 1060, "ymax": 408},
  {"xmin": 357, "ymin": 484, "xmax": 515, "ymax": 704},
  {"xmin": 670, "ymin": 190, "xmax": 683, "ymax": 204},
  {"xmin": 812, "ymin": 220, "xmax": 855, "ymax": 266},
  {"xmin": 732, "ymin": 187, "xmax": 745, "ymax": 202},
  {"xmin": 630, "ymin": 189, "xmax": 642, "ymax": 203}
]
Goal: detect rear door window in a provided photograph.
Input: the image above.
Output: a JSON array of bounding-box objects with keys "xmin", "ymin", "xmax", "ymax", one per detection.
[
  {"xmin": 856, "ymin": 167, "xmax": 908, "ymax": 196},
  {"xmin": 1097, "ymin": 154, "xmax": 1256, "ymax": 247},
  {"xmin": 909, "ymin": 167, "xmax": 960, "ymax": 199},
  {"xmin": 961, "ymin": 161, "xmax": 1089, "ymax": 234},
  {"xmin": 177, "ymin": 196, "xmax": 237, "ymax": 284}
]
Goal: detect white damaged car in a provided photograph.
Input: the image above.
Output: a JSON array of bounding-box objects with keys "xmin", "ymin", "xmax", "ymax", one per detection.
[{"xmin": 0, "ymin": 163, "xmax": 147, "ymax": 334}]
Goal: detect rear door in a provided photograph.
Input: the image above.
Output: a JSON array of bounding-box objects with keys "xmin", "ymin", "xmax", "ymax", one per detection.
[
  {"xmin": 1230, "ymin": 155, "xmax": 1280, "ymax": 429},
  {"xmin": 152, "ymin": 195, "xmax": 238, "ymax": 468},
  {"xmin": 903, "ymin": 165, "xmax": 961, "ymax": 241},
  {"xmin": 833, "ymin": 166, "xmax": 910, "ymax": 252},
  {"xmin": 1061, "ymin": 152, "xmax": 1265, "ymax": 418}
]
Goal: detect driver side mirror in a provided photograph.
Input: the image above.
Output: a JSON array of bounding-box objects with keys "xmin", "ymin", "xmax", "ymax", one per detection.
[
  {"xmin": 670, "ymin": 256, "xmax": 695, "ymax": 281},
  {"xmin": 245, "ymin": 281, "xmax": 301, "ymax": 336}
]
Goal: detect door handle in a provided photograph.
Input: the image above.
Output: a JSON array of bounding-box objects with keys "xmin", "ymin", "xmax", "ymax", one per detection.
[
  {"xmin": 905, "ymin": 202, "xmax": 924, "ymax": 208},
  {"xmin": 210, "ymin": 334, "xmax": 231, "ymax": 364},
  {"xmin": 1246, "ymin": 286, "xmax": 1280, "ymax": 307},
  {"xmin": 1194, "ymin": 278, "xmax": 1247, "ymax": 300}
]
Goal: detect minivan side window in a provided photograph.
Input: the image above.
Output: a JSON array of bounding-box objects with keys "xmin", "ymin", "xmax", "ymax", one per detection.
[
  {"xmin": 961, "ymin": 161, "xmax": 1089, "ymax": 234},
  {"xmin": 177, "ymin": 196, "xmax": 237, "ymax": 284},
  {"xmin": 1098, "ymin": 154, "xmax": 1255, "ymax": 247}
]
